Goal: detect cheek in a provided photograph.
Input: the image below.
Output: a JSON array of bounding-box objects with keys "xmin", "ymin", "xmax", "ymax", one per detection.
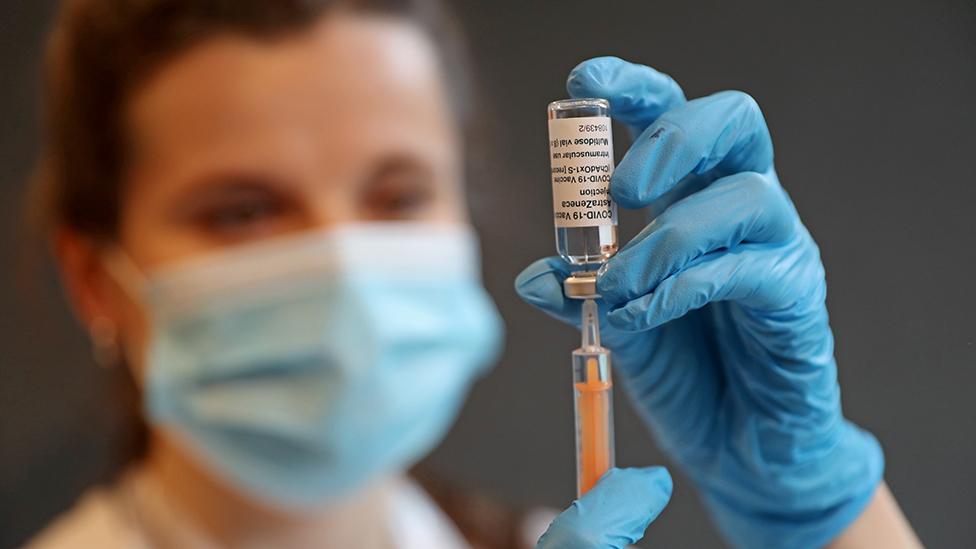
[{"xmin": 431, "ymin": 183, "xmax": 469, "ymax": 223}]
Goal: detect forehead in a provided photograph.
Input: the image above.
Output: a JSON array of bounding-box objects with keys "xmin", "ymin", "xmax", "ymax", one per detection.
[{"xmin": 125, "ymin": 13, "xmax": 457, "ymax": 177}]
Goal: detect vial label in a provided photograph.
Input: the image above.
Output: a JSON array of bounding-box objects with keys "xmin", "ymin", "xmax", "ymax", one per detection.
[{"xmin": 548, "ymin": 116, "xmax": 617, "ymax": 228}]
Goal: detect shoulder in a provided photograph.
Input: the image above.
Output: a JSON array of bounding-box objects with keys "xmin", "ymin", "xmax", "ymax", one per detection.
[{"xmin": 23, "ymin": 486, "xmax": 142, "ymax": 549}]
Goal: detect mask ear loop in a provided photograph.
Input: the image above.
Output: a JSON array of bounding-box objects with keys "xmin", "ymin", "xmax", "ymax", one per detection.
[
  {"xmin": 102, "ymin": 249, "xmax": 150, "ymax": 301},
  {"xmin": 90, "ymin": 249, "xmax": 150, "ymax": 369},
  {"xmin": 89, "ymin": 314, "xmax": 120, "ymax": 369}
]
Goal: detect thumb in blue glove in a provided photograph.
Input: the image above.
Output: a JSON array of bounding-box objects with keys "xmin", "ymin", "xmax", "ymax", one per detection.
[{"xmin": 536, "ymin": 467, "xmax": 672, "ymax": 549}]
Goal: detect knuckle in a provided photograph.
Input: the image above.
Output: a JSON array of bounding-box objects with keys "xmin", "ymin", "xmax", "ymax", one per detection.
[
  {"xmin": 722, "ymin": 89, "xmax": 763, "ymax": 116},
  {"xmin": 736, "ymin": 171, "xmax": 777, "ymax": 199},
  {"xmin": 733, "ymin": 172, "xmax": 795, "ymax": 237}
]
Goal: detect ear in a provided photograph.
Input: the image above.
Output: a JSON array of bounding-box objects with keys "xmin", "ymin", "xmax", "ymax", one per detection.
[{"xmin": 53, "ymin": 228, "xmax": 119, "ymax": 330}]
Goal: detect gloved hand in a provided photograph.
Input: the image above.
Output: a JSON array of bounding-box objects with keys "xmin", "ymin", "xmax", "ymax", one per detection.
[
  {"xmin": 536, "ymin": 467, "xmax": 672, "ymax": 549},
  {"xmin": 517, "ymin": 57, "xmax": 884, "ymax": 549}
]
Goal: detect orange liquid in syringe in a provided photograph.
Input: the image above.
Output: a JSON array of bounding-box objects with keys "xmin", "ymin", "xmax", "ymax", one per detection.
[{"xmin": 575, "ymin": 356, "xmax": 614, "ymax": 496}]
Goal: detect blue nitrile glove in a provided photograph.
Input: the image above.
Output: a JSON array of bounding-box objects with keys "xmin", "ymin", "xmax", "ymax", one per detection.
[
  {"xmin": 536, "ymin": 467, "xmax": 672, "ymax": 549},
  {"xmin": 517, "ymin": 57, "xmax": 884, "ymax": 549}
]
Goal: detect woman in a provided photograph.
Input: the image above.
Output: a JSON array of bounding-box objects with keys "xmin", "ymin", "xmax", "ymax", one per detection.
[{"xmin": 27, "ymin": 0, "xmax": 920, "ymax": 547}]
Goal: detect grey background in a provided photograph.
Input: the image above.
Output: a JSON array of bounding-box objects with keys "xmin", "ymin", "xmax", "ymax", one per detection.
[{"xmin": 2, "ymin": 0, "xmax": 974, "ymax": 547}]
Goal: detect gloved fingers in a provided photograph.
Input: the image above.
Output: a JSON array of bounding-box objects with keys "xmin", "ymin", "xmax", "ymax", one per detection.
[
  {"xmin": 612, "ymin": 90, "xmax": 774, "ymax": 209},
  {"xmin": 536, "ymin": 467, "xmax": 673, "ymax": 549},
  {"xmin": 566, "ymin": 56, "xmax": 686, "ymax": 134},
  {"xmin": 606, "ymin": 246, "xmax": 792, "ymax": 331},
  {"xmin": 598, "ymin": 171, "xmax": 796, "ymax": 305},
  {"xmin": 515, "ymin": 256, "xmax": 583, "ymax": 325}
]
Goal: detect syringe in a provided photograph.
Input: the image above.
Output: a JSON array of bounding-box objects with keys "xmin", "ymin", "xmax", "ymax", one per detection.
[{"xmin": 572, "ymin": 298, "xmax": 614, "ymax": 496}]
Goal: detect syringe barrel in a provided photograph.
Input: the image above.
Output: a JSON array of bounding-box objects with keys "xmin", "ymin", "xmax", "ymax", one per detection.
[{"xmin": 572, "ymin": 349, "xmax": 614, "ymax": 497}]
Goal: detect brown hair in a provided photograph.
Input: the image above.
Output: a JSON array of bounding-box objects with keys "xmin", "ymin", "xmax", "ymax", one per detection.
[{"xmin": 34, "ymin": 0, "xmax": 473, "ymax": 240}]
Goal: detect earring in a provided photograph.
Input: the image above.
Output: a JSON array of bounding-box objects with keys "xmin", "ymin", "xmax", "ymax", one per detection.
[{"xmin": 89, "ymin": 315, "xmax": 120, "ymax": 369}]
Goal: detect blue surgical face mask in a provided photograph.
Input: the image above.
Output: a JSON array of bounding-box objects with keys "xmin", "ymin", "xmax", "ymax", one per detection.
[{"xmin": 108, "ymin": 223, "xmax": 503, "ymax": 508}]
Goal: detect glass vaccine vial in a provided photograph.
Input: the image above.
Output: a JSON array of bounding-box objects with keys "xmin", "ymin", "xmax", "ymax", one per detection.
[{"xmin": 548, "ymin": 98, "xmax": 618, "ymax": 298}]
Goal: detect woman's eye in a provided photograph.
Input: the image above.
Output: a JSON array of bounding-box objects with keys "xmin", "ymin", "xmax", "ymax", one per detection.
[
  {"xmin": 365, "ymin": 181, "xmax": 437, "ymax": 220},
  {"xmin": 381, "ymin": 188, "xmax": 434, "ymax": 216},
  {"xmin": 359, "ymin": 158, "xmax": 445, "ymax": 221},
  {"xmin": 195, "ymin": 194, "xmax": 286, "ymax": 234}
]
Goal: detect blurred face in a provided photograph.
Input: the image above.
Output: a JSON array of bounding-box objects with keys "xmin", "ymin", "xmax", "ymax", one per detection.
[
  {"xmin": 93, "ymin": 13, "xmax": 466, "ymax": 365},
  {"xmin": 124, "ymin": 14, "xmax": 464, "ymax": 262}
]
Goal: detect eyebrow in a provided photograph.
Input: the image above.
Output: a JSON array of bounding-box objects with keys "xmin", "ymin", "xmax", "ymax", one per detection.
[
  {"xmin": 166, "ymin": 170, "xmax": 299, "ymax": 214},
  {"xmin": 359, "ymin": 153, "xmax": 437, "ymax": 183},
  {"xmin": 176, "ymin": 166, "xmax": 298, "ymax": 196}
]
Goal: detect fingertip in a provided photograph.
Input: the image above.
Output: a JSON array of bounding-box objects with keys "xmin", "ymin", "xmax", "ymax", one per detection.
[
  {"xmin": 646, "ymin": 466, "xmax": 674, "ymax": 499},
  {"xmin": 595, "ymin": 258, "xmax": 635, "ymax": 307},
  {"xmin": 597, "ymin": 467, "xmax": 673, "ymax": 511},
  {"xmin": 567, "ymin": 57, "xmax": 686, "ymax": 131},
  {"xmin": 628, "ymin": 466, "xmax": 673, "ymax": 509},
  {"xmin": 517, "ymin": 256, "xmax": 573, "ymax": 283},
  {"xmin": 566, "ymin": 56, "xmax": 626, "ymax": 99},
  {"xmin": 514, "ymin": 257, "xmax": 552, "ymax": 292},
  {"xmin": 514, "ymin": 258, "xmax": 563, "ymax": 305},
  {"xmin": 609, "ymin": 166, "xmax": 649, "ymax": 209},
  {"xmin": 515, "ymin": 257, "xmax": 585, "ymax": 325}
]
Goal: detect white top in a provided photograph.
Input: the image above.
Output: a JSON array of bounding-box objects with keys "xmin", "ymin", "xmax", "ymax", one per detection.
[{"xmin": 24, "ymin": 473, "xmax": 471, "ymax": 549}]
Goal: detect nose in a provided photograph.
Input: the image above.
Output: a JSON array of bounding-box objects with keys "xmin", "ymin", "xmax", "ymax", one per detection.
[{"xmin": 303, "ymin": 189, "xmax": 362, "ymax": 231}]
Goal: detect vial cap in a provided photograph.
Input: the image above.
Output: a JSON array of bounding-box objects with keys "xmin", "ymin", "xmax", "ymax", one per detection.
[{"xmin": 564, "ymin": 271, "xmax": 600, "ymax": 299}]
